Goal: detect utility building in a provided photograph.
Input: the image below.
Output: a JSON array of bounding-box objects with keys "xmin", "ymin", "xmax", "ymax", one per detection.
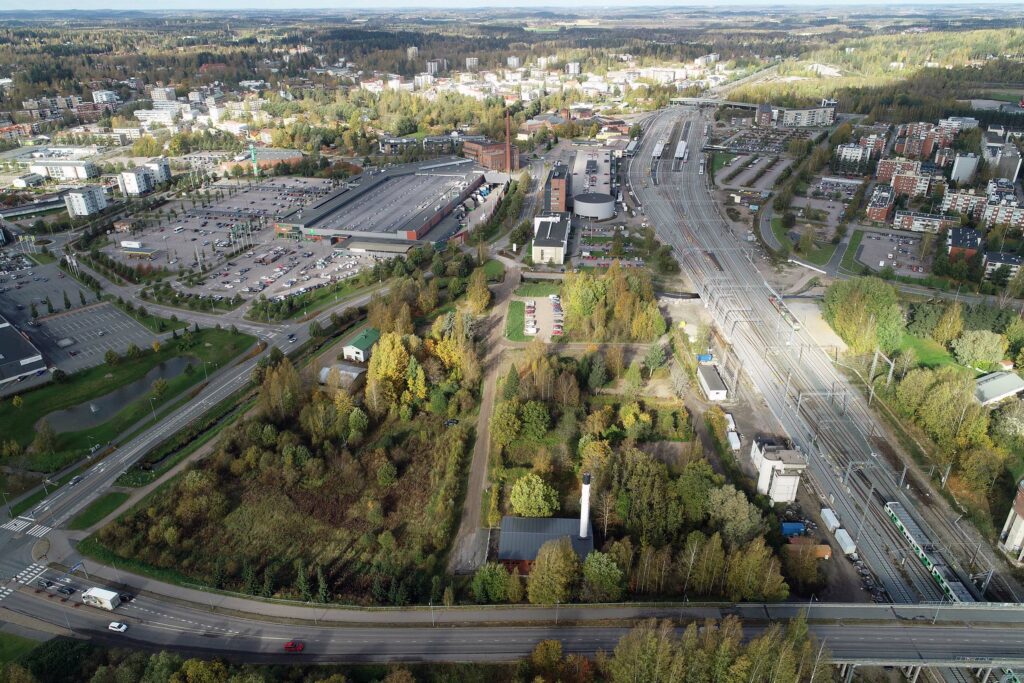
[
  {"xmin": 999, "ymin": 480, "xmax": 1024, "ymax": 564},
  {"xmin": 749, "ymin": 437, "xmax": 806, "ymax": 504},
  {"xmin": 696, "ymin": 364, "xmax": 728, "ymax": 401},
  {"xmin": 497, "ymin": 474, "xmax": 593, "ymax": 573}
]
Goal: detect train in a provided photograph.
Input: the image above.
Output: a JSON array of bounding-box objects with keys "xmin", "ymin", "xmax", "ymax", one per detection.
[
  {"xmin": 883, "ymin": 501, "xmax": 975, "ymax": 603},
  {"xmin": 768, "ymin": 295, "xmax": 801, "ymax": 331}
]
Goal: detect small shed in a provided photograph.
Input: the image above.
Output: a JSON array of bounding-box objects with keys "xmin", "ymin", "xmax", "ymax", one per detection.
[
  {"xmin": 342, "ymin": 327, "xmax": 380, "ymax": 363},
  {"xmin": 317, "ymin": 362, "xmax": 366, "ymax": 390},
  {"xmin": 697, "ymin": 364, "xmax": 728, "ymax": 402}
]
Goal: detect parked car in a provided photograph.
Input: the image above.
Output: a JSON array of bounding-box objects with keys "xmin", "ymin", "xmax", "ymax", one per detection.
[{"xmin": 108, "ymin": 622, "xmax": 128, "ymax": 633}]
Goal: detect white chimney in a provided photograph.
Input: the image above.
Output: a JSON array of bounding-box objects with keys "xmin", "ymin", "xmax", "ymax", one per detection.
[{"xmin": 579, "ymin": 472, "xmax": 591, "ymax": 539}]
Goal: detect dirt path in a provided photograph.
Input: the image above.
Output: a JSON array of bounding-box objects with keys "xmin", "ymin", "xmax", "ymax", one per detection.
[{"xmin": 447, "ymin": 260, "xmax": 520, "ymax": 573}]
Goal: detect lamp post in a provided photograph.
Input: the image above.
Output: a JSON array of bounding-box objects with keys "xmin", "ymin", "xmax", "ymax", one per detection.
[{"xmin": 148, "ymin": 397, "xmax": 157, "ymax": 423}]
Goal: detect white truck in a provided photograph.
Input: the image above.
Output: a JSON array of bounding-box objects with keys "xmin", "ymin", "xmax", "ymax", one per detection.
[
  {"xmin": 820, "ymin": 507, "xmax": 841, "ymax": 534},
  {"xmin": 834, "ymin": 528, "xmax": 859, "ymax": 561},
  {"xmin": 56, "ymin": 338, "xmax": 75, "ymax": 349},
  {"xmin": 81, "ymin": 587, "xmax": 121, "ymax": 611}
]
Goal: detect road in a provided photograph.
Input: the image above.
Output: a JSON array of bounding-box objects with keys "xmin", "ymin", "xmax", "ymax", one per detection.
[
  {"xmin": 628, "ymin": 107, "xmax": 971, "ymax": 607},
  {"xmin": 3, "ymin": 587, "xmax": 1024, "ymax": 666}
]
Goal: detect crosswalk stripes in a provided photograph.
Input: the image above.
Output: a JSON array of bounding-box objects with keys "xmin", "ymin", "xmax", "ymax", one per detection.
[
  {"xmin": 15, "ymin": 563, "xmax": 47, "ymax": 586},
  {"xmin": 0, "ymin": 518, "xmax": 33, "ymax": 533},
  {"xmin": 0, "ymin": 586, "xmax": 13, "ymax": 602},
  {"xmin": 26, "ymin": 524, "xmax": 51, "ymax": 538}
]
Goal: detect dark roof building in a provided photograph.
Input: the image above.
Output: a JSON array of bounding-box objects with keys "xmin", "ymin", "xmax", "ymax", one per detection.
[
  {"xmin": 948, "ymin": 227, "xmax": 983, "ymax": 258},
  {"xmin": 0, "ymin": 315, "xmax": 46, "ymax": 386},
  {"xmin": 497, "ymin": 517, "xmax": 593, "ymax": 564}
]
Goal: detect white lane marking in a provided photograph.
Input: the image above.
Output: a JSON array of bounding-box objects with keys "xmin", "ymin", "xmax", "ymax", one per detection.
[
  {"xmin": 0, "ymin": 518, "xmax": 32, "ymax": 532},
  {"xmin": 26, "ymin": 524, "xmax": 51, "ymax": 538}
]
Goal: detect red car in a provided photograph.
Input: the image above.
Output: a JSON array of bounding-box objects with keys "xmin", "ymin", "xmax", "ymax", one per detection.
[{"xmin": 284, "ymin": 640, "xmax": 305, "ymax": 653}]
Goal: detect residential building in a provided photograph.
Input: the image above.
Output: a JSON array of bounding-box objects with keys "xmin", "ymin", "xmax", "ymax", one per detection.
[
  {"xmin": 507, "ymin": 56, "xmax": 521, "ymax": 69},
  {"xmin": 877, "ymin": 157, "xmax": 920, "ymax": 183},
  {"xmin": 144, "ymin": 157, "xmax": 172, "ymax": 184},
  {"xmin": 951, "ymin": 153, "xmax": 980, "ymax": 185},
  {"xmin": 866, "ymin": 185, "xmax": 895, "ymax": 222},
  {"xmin": 754, "ymin": 103, "xmax": 773, "ymax": 128},
  {"xmin": 776, "ymin": 99, "xmax": 836, "ymax": 127},
  {"xmin": 425, "ymin": 59, "xmax": 443, "ymax": 76},
  {"xmin": 893, "ymin": 210, "xmax": 959, "ymax": 233},
  {"xmin": 150, "ymin": 86, "xmax": 178, "ymax": 108},
  {"xmin": 935, "ymin": 147, "xmax": 956, "ymax": 168},
  {"xmin": 941, "ymin": 189, "xmax": 987, "ymax": 220},
  {"xmin": 91, "ymin": 89, "xmax": 118, "ymax": 104},
  {"xmin": 947, "ymin": 227, "xmax": 983, "ymax": 259},
  {"xmin": 27, "ymin": 159, "xmax": 98, "ymax": 180},
  {"xmin": 531, "ymin": 212, "xmax": 570, "ymax": 265},
  {"xmin": 983, "ymin": 202, "xmax": 1024, "ymax": 230},
  {"xmin": 566, "ymin": 62, "xmax": 581, "ymax": 76},
  {"xmin": 985, "ymin": 252, "xmax": 1024, "ymax": 280},
  {"xmin": 64, "ymin": 185, "xmax": 107, "ymax": 217},
  {"xmin": 342, "ymin": 328, "xmax": 380, "ymax": 363},
  {"xmin": 891, "ymin": 170, "xmax": 936, "ymax": 198},
  {"xmin": 749, "ymin": 437, "xmax": 807, "ymax": 504},
  {"xmin": 465, "ymin": 57, "xmax": 479, "ymax": 71},
  {"xmin": 999, "ymin": 480, "xmax": 1024, "ymax": 564},
  {"xmin": 406, "ymin": 46, "xmax": 419, "ymax": 61},
  {"xmin": 834, "ymin": 143, "xmax": 872, "ymax": 174},
  {"xmin": 117, "ymin": 167, "xmax": 155, "ymax": 196}
]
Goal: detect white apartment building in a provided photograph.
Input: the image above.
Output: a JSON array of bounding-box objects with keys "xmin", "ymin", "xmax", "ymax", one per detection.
[
  {"xmin": 64, "ymin": 185, "xmax": 107, "ymax": 217},
  {"xmin": 118, "ymin": 167, "xmax": 155, "ymax": 196},
  {"xmin": 951, "ymin": 153, "xmax": 979, "ymax": 185},
  {"xmin": 144, "ymin": 157, "xmax": 172, "ymax": 184},
  {"xmin": 28, "ymin": 159, "xmax": 98, "ymax": 180},
  {"xmin": 92, "ymin": 90, "xmax": 119, "ymax": 104}
]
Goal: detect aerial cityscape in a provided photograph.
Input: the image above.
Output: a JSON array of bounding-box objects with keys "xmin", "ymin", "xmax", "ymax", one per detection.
[{"xmin": 1, "ymin": 3, "xmax": 1024, "ymax": 682}]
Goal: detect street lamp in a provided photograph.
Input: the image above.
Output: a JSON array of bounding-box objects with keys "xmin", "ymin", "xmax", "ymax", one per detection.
[
  {"xmin": 148, "ymin": 397, "xmax": 157, "ymax": 422},
  {"xmin": 1, "ymin": 491, "xmax": 10, "ymax": 517}
]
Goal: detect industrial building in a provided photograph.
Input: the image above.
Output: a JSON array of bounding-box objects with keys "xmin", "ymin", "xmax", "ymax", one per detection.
[
  {"xmin": 974, "ymin": 372, "xmax": 1024, "ymax": 406},
  {"xmin": 531, "ymin": 212, "xmax": 570, "ymax": 265},
  {"xmin": 697, "ymin": 364, "xmax": 728, "ymax": 401},
  {"xmin": 570, "ymin": 147, "xmax": 616, "ymax": 220},
  {"xmin": 462, "ymin": 138, "xmax": 519, "ymax": 173},
  {"xmin": 274, "ymin": 157, "xmax": 484, "ymax": 242},
  {"xmin": 497, "ymin": 474, "xmax": 593, "ymax": 573},
  {"xmin": 545, "ymin": 162, "xmax": 570, "ymax": 213},
  {"xmin": 0, "ymin": 314, "xmax": 47, "ymax": 386},
  {"xmin": 64, "ymin": 185, "xmax": 107, "ymax": 217},
  {"xmin": 28, "ymin": 158, "xmax": 98, "ymax": 181},
  {"xmin": 749, "ymin": 437, "xmax": 807, "ymax": 504}
]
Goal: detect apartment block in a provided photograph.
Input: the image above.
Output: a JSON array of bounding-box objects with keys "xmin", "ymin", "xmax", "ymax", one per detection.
[
  {"xmin": 877, "ymin": 157, "xmax": 920, "ymax": 183},
  {"xmin": 893, "ymin": 210, "xmax": 959, "ymax": 234},
  {"xmin": 866, "ymin": 185, "xmax": 896, "ymax": 222},
  {"xmin": 64, "ymin": 185, "xmax": 107, "ymax": 217}
]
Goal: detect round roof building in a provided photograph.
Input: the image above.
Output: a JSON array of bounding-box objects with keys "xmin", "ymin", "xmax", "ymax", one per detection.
[{"xmin": 573, "ymin": 192, "xmax": 616, "ymax": 221}]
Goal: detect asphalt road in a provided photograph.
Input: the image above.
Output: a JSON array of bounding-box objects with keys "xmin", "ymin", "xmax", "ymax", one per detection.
[{"xmin": 4, "ymin": 589, "xmax": 1024, "ymax": 667}]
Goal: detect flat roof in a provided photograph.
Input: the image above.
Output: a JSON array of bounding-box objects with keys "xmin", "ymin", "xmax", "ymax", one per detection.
[
  {"xmin": 534, "ymin": 212, "xmax": 570, "ymax": 248},
  {"xmin": 697, "ymin": 364, "xmax": 727, "ymax": 392},
  {"xmin": 571, "ymin": 147, "xmax": 612, "ymax": 198},
  {"xmin": 0, "ymin": 316, "xmax": 46, "ymax": 383},
  {"xmin": 277, "ymin": 157, "xmax": 482, "ymax": 240},
  {"xmin": 497, "ymin": 516, "xmax": 593, "ymax": 562},
  {"xmin": 341, "ymin": 238, "xmax": 416, "ymax": 254},
  {"xmin": 975, "ymin": 372, "xmax": 1024, "ymax": 405}
]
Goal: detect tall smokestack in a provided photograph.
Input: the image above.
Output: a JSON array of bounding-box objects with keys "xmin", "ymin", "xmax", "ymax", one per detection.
[
  {"xmin": 579, "ymin": 473, "xmax": 591, "ymax": 539},
  {"xmin": 505, "ymin": 108, "xmax": 512, "ymax": 174}
]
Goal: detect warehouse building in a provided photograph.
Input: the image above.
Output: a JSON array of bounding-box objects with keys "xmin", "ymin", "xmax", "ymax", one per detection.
[
  {"xmin": 275, "ymin": 157, "xmax": 484, "ymax": 242},
  {"xmin": 0, "ymin": 314, "xmax": 47, "ymax": 386},
  {"xmin": 697, "ymin": 364, "xmax": 728, "ymax": 401},
  {"xmin": 570, "ymin": 147, "xmax": 616, "ymax": 220}
]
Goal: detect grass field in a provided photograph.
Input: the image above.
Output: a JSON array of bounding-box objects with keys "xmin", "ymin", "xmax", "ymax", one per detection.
[
  {"xmin": 505, "ymin": 301, "xmax": 530, "ymax": 342},
  {"xmin": 514, "ymin": 282, "xmax": 561, "ymax": 297},
  {"xmin": 712, "ymin": 152, "xmax": 737, "ymax": 174},
  {"xmin": 0, "ymin": 633, "xmax": 39, "ymax": 664},
  {"xmin": 27, "ymin": 251, "xmax": 57, "ymax": 265},
  {"xmin": 898, "ymin": 332, "xmax": 954, "ymax": 368},
  {"xmin": 771, "ymin": 217, "xmax": 794, "ymax": 251},
  {"xmin": 801, "ymin": 241, "xmax": 838, "ymax": 266},
  {"xmin": 69, "ymin": 491, "xmax": 130, "ymax": 530},
  {"xmin": 482, "ymin": 259, "xmax": 506, "ymax": 282},
  {"xmin": 840, "ymin": 230, "xmax": 865, "ymax": 272},
  {"xmin": 3, "ymin": 327, "xmax": 254, "ymax": 472}
]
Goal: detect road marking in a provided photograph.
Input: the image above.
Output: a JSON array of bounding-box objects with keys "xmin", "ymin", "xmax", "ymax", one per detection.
[
  {"xmin": 0, "ymin": 518, "xmax": 33, "ymax": 533},
  {"xmin": 26, "ymin": 524, "xmax": 51, "ymax": 538},
  {"xmin": 16, "ymin": 564, "xmax": 48, "ymax": 585}
]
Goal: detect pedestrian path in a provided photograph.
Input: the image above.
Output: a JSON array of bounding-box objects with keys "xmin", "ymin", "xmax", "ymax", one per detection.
[{"xmin": 1, "ymin": 518, "xmax": 51, "ymax": 538}]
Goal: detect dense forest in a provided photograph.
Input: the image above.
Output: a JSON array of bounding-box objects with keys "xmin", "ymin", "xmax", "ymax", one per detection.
[{"xmin": 561, "ymin": 264, "xmax": 666, "ymax": 342}]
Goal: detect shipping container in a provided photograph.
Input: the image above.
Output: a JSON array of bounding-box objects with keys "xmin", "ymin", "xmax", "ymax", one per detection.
[
  {"xmin": 696, "ymin": 353, "xmax": 713, "ymax": 363},
  {"xmin": 781, "ymin": 521, "xmax": 806, "ymax": 537},
  {"xmin": 820, "ymin": 508, "xmax": 841, "ymax": 534},
  {"xmin": 726, "ymin": 431, "xmax": 741, "ymax": 451},
  {"xmin": 835, "ymin": 528, "xmax": 858, "ymax": 559}
]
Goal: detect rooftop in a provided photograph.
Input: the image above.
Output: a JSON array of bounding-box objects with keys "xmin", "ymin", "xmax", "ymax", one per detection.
[
  {"xmin": 697, "ymin": 364, "xmax": 727, "ymax": 392},
  {"xmin": 986, "ymin": 251, "xmax": 1024, "ymax": 266},
  {"xmin": 497, "ymin": 516, "xmax": 593, "ymax": 562},
  {"xmin": 948, "ymin": 227, "xmax": 982, "ymax": 249},
  {"xmin": 533, "ymin": 212, "xmax": 570, "ymax": 248},
  {"xmin": 975, "ymin": 372, "xmax": 1024, "ymax": 405},
  {"xmin": 0, "ymin": 315, "xmax": 46, "ymax": 383},
  {"xmin": 345, "ymin": 327, "xmax": 381, "ymax": 352}
]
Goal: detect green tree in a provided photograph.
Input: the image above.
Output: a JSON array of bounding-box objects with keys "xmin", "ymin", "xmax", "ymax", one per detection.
[
  {"xmin": 624, "ymin": 360, "xmax": 643, "ymax": 396},
  {"xmin": 309, "ymin": 320, "xmax": 323, "ymax": 338},
  {"xmin": 63, "ymin": 290, "xmax": 71, "ymax": 310},
  {"xmin": 151, "ymin": 377, "xmax": 168, "ymax": 400},
  {"xmin": 317, "ymin": 565, "xmax": 329, "ymax": 603},
  {"xmin": 503, "ymin": 364, "xmax": 520, "ymax": 401},
  {"xmin": 822, "ymin": 277, "xmax": 904, "ymax": 353},
  {"xmin": 588, "ymin": 353, "xmax": 608, "ymax": 390},
  {"xmin": 471, "ymin": 562, "xmax": 510, "ymax": 603},
  {"xmin": 467, "ymin": 267, "xmax": 491, "ymax": 314},
  {"xmin": 707, "ymin": 485, "xmax": 764, "ymax": 548},
  {"xmin": 294, "ymin": 559, "xmax": 312, "ymax": 602},
  {"xmin": 581, "ymin": 551, "xmax": 624, "ymax": 602},
  {"xmin": 490, "ymin": 399, "xmax": 522, "ymax": 450},
  {"xmin": 507, "ymin": 567, "xmax": 524, "ymax": 603},
  {"xmin": 520, "ymin": 400, "xmax": 550, "ymax": 440},
  {"xmin": 510, "ymin": 472, "xmax": 559, "ymax": 517},
  {"xmin": 45, "ymin": 295, "xmax": 53, "ymax": 314},
  {"xmin": 527, "ymin": 537, "xmax": 580, "ymax": 604},
  {"xmin": 32, "ymin": 418, "xmax": 57, "ymax": 456},
  {"xmin": 643, "ymin": 344, "xmax": 665, "ymax": 377},
  {"xmin": 932, "ymin": 302, "xmax": 964, "ymax": 347},
  {"xmin": 951, "ymin": 329, "xmax": 1007, "ymax": 368}
]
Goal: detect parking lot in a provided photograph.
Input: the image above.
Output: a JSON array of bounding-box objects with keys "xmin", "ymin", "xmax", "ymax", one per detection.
[
  {"xmin": 856, "ymin": 231, "xmax": 928, "ymax": 278},
  {"xmin": 101, "ymin": 177, "xmax": 339, "ymax": 273},
  {"xmin": 723, "ymin": 127, "xmax": 814, "ymax": 155},
  {"xmin": 32, "ymin": 302, "xmax": 157, "ymax": 372},
  {"xmin": 728, "ymin": 156, "xmax": 793, "ymax": 191},
  {"xmin": 518, "ymin": 294, "xmax": 562, "ymax": 342},
  {"xmin": 794, "ymin": 197, "xmax": 846, "ymax": 227}
]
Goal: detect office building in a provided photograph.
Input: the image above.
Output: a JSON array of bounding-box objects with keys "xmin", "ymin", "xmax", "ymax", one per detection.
[
  {"xmin": 64, "ymin": 185, "xmax": 107, "ymax": 217},
  {"xmin": 754, "ymin": 103, "xmax": 773, "ymax": 128},
  {"xmin": 531, "ymin": 212, "xmax": 570, "ymax": 265},
  {"xmin": 951, "ymin": 153, "xmax": 979, "ymax": 185}
]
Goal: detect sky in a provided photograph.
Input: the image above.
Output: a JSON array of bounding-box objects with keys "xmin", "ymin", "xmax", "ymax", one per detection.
[{"xmin": 2, "ymin": 0, "xmax": 1021, "ymax": 9}]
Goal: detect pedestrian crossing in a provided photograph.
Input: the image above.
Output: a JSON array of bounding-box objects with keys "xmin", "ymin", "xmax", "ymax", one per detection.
[
  {"xmin": 0, "ymin": 586, "xmax": 13, "ymax": 603},
  {"xmin": 0, "ymin": 518, "xmax": 51, "ymax": 538},
  {"xmin": 15, "ymin": 563, "xmax": 47, "ymax": 586},
  {"xmin": 0, "ymin": 517, "xmax": 51, "ymax": 537}
]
